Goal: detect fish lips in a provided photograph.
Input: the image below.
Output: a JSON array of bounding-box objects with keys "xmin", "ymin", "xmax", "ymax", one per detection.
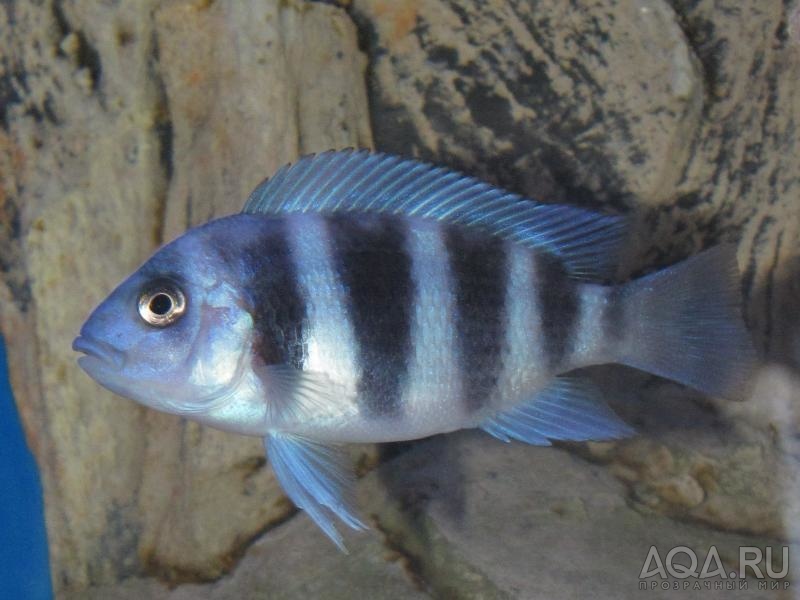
[{"xmin": 72, "ymin": 335, "xmax": 125, "ymax": 374}]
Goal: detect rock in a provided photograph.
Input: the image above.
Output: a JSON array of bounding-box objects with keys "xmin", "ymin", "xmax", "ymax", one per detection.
[
  {"xmin": 155, "ymin": 0, "xmax": 373, "ymax": 240},
  {"xmin": 650, "ymin": 474, "xmax": 705, "ymax": 509},
  {"xmin": 616, "ymin": 439, "xmax": 676, "ymax": 480},
  {"xmin": 389, "ymin": 433, "xmax": 792, "ymax": 599},
  {"xmin": 563, "ymin": 368, "xmax": 799, "ymax": 539},
  {"xmin": 352, "ymin": 0, "xmax": 704, "ymax": 208},
  {"xmin": 76, "ymin": 432, "xmax": 793, "ymax": 598},
  {"xmin": 352, "ymin": 0, "xmax": 800, "ymax": 548},
  {"xmin": 0, "ymin": 0, "xmax": 371, "ymax": 594},
  {"xmin": 141, "ymin": 0, "xmax": 373, "ymax": 580},
  {"xmin": 352, "ymin": 0, "xmax": 799, "ymax": 362},
  {"xmin": 71, "ymin": 504, "xmax": 428, "ymax": 600}
]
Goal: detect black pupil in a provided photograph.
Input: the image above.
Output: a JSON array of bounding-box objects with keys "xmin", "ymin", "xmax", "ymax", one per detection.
[{"xmin": 149, "ymin": 293, "xmax": 173, "ymax": 316}]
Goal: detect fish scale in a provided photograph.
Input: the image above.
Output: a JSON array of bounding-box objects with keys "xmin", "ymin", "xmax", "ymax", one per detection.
[
  {"xmin": 325, "ymin": 214, "xmax": 413, "ymax": 419},
  {"xmin": 443, "ymin": 224, "xmax": 509, "ymax": 414},
  {"xmin": 73, "ymin": 149, "xmax": 757, "ymax": 551}
]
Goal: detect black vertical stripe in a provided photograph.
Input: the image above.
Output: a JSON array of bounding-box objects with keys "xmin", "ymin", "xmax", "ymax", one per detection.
[
  {"xmin": 327, "ymin": 215, "xmax": 413, "ymax": 418},
  {"xmin": 215, "ymin": 217, "xmax": 308, "ymax": 369},
  {"xmin": 445, "ymin": 226, "xmax": 508, "ymax": 413},
  {"xmin": 535, "ymin": 251, "xmax": 579, "ymax": 369}
]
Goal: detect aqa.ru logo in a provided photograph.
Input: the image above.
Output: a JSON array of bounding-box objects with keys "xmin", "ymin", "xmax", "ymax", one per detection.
[{"xmin": 638, "ymin": 545, "xmax": 790, "ymax": 591}]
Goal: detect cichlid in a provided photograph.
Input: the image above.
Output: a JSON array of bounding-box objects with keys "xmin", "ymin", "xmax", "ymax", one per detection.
[{"xmin": 73, "ymin": 150, "xmax": 756, "ymax": 549}]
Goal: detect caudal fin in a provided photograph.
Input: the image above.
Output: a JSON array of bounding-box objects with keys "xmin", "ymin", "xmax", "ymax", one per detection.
[{"xmin": 616, "ymin": 245, "xmax": 757, "ymax": 401}]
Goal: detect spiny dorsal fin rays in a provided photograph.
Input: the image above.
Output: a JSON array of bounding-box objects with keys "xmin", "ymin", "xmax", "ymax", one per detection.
[{"xmin": 243, "ymin": 149, "xmax": 627, "ymax": 281}]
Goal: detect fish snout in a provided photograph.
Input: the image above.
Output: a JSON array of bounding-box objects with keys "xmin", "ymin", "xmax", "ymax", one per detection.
[{"xmin": 72, "ymin": 335, "xmax": 125, "ymax": 371}]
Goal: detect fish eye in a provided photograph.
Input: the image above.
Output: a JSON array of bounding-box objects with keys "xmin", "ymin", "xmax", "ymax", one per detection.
[{"xmin": 138, "ymin": 283, "xmax": 186, "ymax": 327}]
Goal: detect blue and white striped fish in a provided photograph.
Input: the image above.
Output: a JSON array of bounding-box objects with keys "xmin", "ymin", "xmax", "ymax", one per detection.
[{"xmin": 73, "ymin": 150, "xmax": 756, "ymax": 549}]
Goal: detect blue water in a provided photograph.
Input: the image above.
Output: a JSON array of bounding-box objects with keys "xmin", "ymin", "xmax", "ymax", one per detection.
[{"xmin": 0, "ymin": 337, "xmax": 52, "ymax": 599}]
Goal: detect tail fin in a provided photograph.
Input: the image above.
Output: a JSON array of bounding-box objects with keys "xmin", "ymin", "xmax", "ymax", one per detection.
[{"xmin": 615, "ymin": 245, "xmax": 757, "ymax": 400}]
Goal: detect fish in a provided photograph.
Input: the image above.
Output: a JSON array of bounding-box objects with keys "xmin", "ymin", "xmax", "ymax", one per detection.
[{"xmin": 73, "ymin": 149, "xmax": 757, "ymax": 549}]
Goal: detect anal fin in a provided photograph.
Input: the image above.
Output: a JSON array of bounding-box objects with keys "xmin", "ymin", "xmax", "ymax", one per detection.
[
  {"xmin": 265, "ymin": 432, "xmax": 367, "ymax": 551},
  {"xmin": 481, "ymin": 376, "xmax": 635, "ymax": 445}
]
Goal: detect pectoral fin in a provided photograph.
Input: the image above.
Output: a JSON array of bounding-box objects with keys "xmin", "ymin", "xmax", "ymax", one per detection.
[
  {"xmin": 481, "ymin": 376, "xmax": 635, "ymax": 445},
  {"xmin": 262, "ymin": 364, "xmax": 358, "ymax": 424},
  {"xmin": 265, "ymin": 432, "xmax": 367, "ymax": 551}
]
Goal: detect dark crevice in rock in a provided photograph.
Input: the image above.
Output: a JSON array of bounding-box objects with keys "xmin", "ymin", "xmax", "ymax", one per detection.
[
  {"xmin": 149, "ymin": 26, "xmax": 172, "ymax": 246},
  {"xmin": 52, "ymin": 1, "xmax": 103, "ymax": 93},
  {"xmin": 143, "ymin": 500, "xmax": 299, "ymax": 586},
  {"xmin": 0, "ymin": 196, "xmax": 32, "ymax": 312},
  {"xmin": 42, "ymin": 93, "xmax": 59, "ymax": 124},
  {"xmin": 0, "ymin": 69, "xmax": 25, "ymax": 129},
  {"xmin": 51, "ymin": 0, "xmax": 70, "ymax": 39},
  {"xmin": 372, "ymin": 516, "xmax": 429, "ymax": 593},
  {"xmin": 343, "ymin": 4, "xmax": 404, "ymax": 153},
  {"xmin": 0, "ymin": 0, "xmax": 16, "ymax": 26},
  {"xmin": 89, "ymin": 503, "xmax": 143, "ymax": 582},
  {"xmin": 154, "ymin": 113, "xmax": 173, "ymax": 188},
  {"xmin": 762, "ymin": 229, "xmax": 783, "ymax": 357},
  {"xmin": 304, "ymin": 0, "xmax": 350, "ymax": 7},
  {"xmin": 351, "ymin": 1, "xmax": 634, "ymax": 214},
  {"xmin": 343, "ymin": 2, "xmax": 436, "ymax": 160},
  {"xmin": 741, "ymin": 214, "xmax": 776, "ymax": 352},
  {"xmin": 0, "ymin": 68, "xmax": 58, "ymax": 129},
  {"xmin": 73, "ymin": 32, "xmax": 102, "ymax": 91},
  {"xmin": 144, "ymin": 453, "xmax": 292, "ymax": 585},
  {"xmin": 462, "ymin": 83, "xmax": 515, "ymax": 138},
  {"xmin": 371, "ymin": 507, "xmax": 513, "ymax": 600},
  {"xmin": 780, "ymin": 0, "xmax": 794, "ymax": 42},
  {"xmin": 0, "ymin": 44, "xmax": 31, "ymax": 310},
  {"xmin": 292, "ymin": 79, "xmax": 305, "ymax": 152},
  {"xmin": 665, "ymin": 2, "xmax": 721, "ymax": 117}
]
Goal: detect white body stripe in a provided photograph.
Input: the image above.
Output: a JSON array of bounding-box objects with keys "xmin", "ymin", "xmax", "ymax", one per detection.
[
  {"xmin": 493, "ymin": 243, "xmax": 550, "ymax": 411},
  {"xmin": 279, "ymin": 215, "xmax": 611, "ymax": 443},
  {"xmin": 399, "ymin": 221, "xmax": 465, "ymax": 437},
  {"xmin": 569, "ymin": 284, "xmax": 612, "ymax": 369},
  {"xmin": 286, "ymin": 215, "xmax": 360, "ymax": 399}
]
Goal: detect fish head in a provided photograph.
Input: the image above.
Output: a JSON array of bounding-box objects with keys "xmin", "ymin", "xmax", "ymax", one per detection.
[{"xmin": 73, "ymin": 223, "xmax": 255, "ymax": 416}]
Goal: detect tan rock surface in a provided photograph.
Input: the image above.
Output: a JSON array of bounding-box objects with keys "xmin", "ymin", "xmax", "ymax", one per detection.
[
  {"xmin": 352, "ymin": 0, "xmax": 799, "ymax": 360},
  {"xmin": 72, "ymin": 433, "xmax": 793, "ymax": 599},
  {"xmin": 0, "ymin": 0, "xmax": 371, "ymax": 593},
  {"xmin": 352, "ymin": 0, "xmax": 800, "ymax": 545}
]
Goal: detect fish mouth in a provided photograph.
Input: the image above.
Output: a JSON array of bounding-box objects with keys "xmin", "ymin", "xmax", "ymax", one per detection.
[{"xmin": 72, "ymin": 336, "xmax": 125, "ymax": 371}]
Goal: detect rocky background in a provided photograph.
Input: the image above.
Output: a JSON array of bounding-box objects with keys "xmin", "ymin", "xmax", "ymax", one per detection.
[{"xmin": 0, "ymin": 0, "xmax": 798, "ymax": 598}]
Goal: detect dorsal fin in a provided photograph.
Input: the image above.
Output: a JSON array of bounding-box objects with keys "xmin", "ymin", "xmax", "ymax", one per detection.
[{"xmin": 243, "ymin": 150, "xmax": 626, "ymax": 280}]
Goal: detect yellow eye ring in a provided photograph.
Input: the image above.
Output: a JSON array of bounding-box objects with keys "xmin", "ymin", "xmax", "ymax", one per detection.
[{"xmin": 138, "ymin": 284, "xmax": 186, "ymax": 327}]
